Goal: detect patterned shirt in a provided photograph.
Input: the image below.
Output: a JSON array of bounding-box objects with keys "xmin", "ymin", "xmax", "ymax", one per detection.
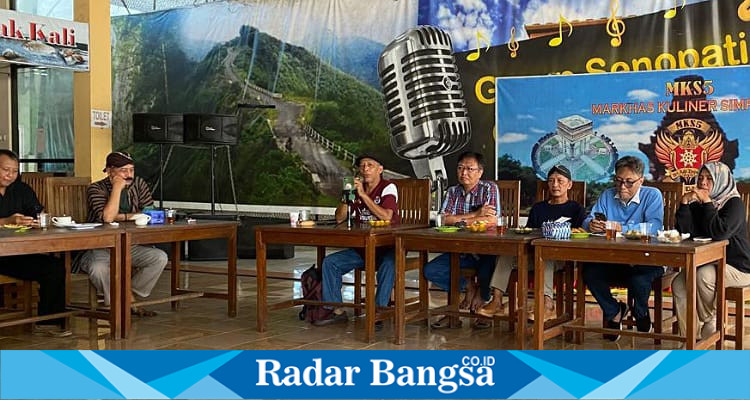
[
  {"xmin": 87, "ymin": 176, "xmax": 154, "ymax": 222},
  {"xmin": 441, "ymin": 180, "xmax": 499, "ymax": 216}
]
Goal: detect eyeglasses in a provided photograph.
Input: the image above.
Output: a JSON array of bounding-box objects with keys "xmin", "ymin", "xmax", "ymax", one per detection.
[
  {"xmin": 358, "ymin": 162, "xmax": 380, "ymax": 171},
  {"xmin": 114, "ymin": 166, "xmax": 135, "ymax": 174},
  {"xmin": 457, "ymin": 165, "xmax": 481, "ymax": 173},
  {"xmin": 614, "ymin": 177, "xmax": 641, "ymax": 188}
]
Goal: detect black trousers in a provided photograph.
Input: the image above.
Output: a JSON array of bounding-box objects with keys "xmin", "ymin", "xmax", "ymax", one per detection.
[{"xmin": 0, "ymin": 255, "xmax": 66, "ymax": 325}]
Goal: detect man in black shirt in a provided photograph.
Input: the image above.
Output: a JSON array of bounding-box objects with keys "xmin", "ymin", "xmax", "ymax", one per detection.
[
  {"xmin": 0, "ymin": 149, "xmax": 70, "ymax": 337},
  {"xmin": 478, "ymin": 165, "xmax": 585, "ymax": 321}
]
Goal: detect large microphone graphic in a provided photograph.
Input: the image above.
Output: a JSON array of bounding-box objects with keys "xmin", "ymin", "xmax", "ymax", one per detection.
[{"xmin": 378, "ymin": 26, "xmax": 471, "ymax": 206}]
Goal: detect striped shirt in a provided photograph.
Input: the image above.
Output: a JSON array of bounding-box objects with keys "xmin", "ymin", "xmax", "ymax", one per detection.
[
  {"xmin": 441, "ymin": 180, "xmax": 499, "ymax": 216},
  {"xmin": 87, "ymin": 176, "xmax": 154, "ymax": 222}
]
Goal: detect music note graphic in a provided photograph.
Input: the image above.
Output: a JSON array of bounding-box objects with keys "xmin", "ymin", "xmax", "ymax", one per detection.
[
  {"xmin": 606, "ymin": 0, "xmax": 626, "ymax": 48},
  {"xmin": 507, "ymin": 27, "xmax": 519, "ymax": 58},
  {"xmin": 548, "ymin": 14, "xmax": 573, "ymax": 47},
  {"xmin": 739, "ymin": 0, "xmax": 750, "ymax": 22},
  {"xmin": 664, "ymin": 0, "xmax": 686, "ymax": 19},
  {"xmin": 466, "ymin": 31, "xmax": 490, "ymax": 62}
]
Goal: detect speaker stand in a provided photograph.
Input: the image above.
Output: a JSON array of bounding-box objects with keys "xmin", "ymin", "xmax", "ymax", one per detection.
[
  {"xmin": 210, "ymin": 144, "xmax": 216, "ymax": 215},
  {"xmin": 159, "ymin": 144, "xmax": 165, "ymax": 209}
]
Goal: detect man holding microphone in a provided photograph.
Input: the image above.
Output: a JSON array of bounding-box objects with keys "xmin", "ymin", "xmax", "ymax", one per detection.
[{"xmin": 313, "ymin": 155, "xmax": 400, "ymax": 328}]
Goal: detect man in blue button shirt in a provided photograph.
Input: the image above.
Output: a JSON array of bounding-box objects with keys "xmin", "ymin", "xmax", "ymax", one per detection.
[{"xmin": 582, "ymin": 156, "xmax": 664, "ymax": 340}]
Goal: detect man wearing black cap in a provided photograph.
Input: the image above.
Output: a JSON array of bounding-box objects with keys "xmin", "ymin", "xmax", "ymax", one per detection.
[
  {"xmin": 478, "ymin": 164, "xmax": 585, "ymax": 321},
  {"xmin": 76, "ymin": 151, "xmax": 167, "ymax": 316},
  {"xmin": 314, "ymin": 154, "xmax": 400, "ymax": 327}
]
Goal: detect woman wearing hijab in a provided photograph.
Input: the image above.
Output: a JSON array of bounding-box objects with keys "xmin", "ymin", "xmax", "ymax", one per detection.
[{"xmin": 672, "ymin": 161, "xmax": 750, "ymax": 340}]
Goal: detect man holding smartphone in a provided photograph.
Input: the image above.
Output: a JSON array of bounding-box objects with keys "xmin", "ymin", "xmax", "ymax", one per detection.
[{"xmin": 582, "ymin": 156, "xmax": 664, "ymax": 340}]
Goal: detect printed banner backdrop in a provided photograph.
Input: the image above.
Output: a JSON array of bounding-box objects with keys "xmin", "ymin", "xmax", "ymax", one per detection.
[
  {"xmin": 422, "ymin": 0, "xmax": 748, "ymax": 181},
  {"xmin": 2, "ymin": 350, "xmax": 750, "ymax": 399},
  {"xmin": 495, "ymin": 66, "xmax": 750, "ymax": 193},
  {"xmin": 0, "ymin": 9, "xmax": 88, "ymax": 70},
  {"xmin": 112, "ymin": 0, "xmax": 750, "ymax": 207}
]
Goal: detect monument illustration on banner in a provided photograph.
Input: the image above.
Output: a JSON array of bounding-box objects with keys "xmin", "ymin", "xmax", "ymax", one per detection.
[{"xmin": 531, "ymin": 115, "xmax": 618, "ymax": 181}]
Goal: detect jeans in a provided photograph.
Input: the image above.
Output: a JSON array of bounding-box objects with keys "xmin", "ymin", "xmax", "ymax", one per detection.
[
  {"xmin": 321, "ymin": 248, "xmax": 395, "ymax": 307},
  {"xmin": 583, "ymin": 263, "xmax": 664, "ymax": 320},
  {"xmin": 423, "ymin": 253, "xmax": 496, "ymax": 301}
]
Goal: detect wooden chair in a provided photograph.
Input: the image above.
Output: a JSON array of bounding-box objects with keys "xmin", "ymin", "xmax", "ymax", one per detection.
[
  {"xmin": 0, "ymin": 275, "xmax": 34, "ymax": 329},
  {"xmin": 45, "ymin": 177, "xmax": 91, "ymax": 223},
  {"xmin": 20, "ymin": 172, "xmax": 54, "ymax": 208},
  {"xmin": 727, "ymin": 183, "xmax": 750, "ymax": 349},
  {"xmin": 44, "ymin": 177, "xmax": 91, "ymax": 306},
  {"xmin": 352, "ymin": 178, "xmax": 430, "ymax": 318},
  {"xmin": 495, "ymin": 180, "xmax": 520, "ymax": 228},
  {"xmin": 643, "ymin": 181, "xmax": 686, "ymax": 230}
]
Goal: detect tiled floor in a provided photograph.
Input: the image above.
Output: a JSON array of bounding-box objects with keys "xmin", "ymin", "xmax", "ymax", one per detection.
[{"xmin": 0, "ymin": 247, "xmax": 745, "ymax": 350}]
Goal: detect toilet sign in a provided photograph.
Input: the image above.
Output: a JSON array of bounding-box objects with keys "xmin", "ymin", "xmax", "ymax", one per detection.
[{"xmin": 91, "ymin": 109, "xmax": 111, "ymax": 129}]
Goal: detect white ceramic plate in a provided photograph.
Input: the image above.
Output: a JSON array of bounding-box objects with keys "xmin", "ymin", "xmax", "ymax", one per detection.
[
  {"xmin": 693, "ymin": 237, "xmax": 712, "ymax": 242},
  {"xmin": 53, "ymin": 221, "xmax": 77, "ymax": 228},
  {"xmin": 66, "ymin": 223, "xmax": 102, "ymax": 230}
]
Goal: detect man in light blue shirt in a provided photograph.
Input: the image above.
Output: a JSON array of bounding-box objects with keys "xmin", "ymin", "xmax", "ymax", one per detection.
[{"xmin": 583, "ymin": 156, "xmax": 664, "ymax": 340}]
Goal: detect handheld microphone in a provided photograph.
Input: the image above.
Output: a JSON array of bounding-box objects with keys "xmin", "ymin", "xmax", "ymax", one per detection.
[{"xmin": 378, "ymin": 26, "xmax": 471, "ymax": 206}]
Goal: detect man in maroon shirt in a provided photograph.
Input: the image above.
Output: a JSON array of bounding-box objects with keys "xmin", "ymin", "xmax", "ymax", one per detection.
[{"xmin": 314, "ymin": 155, "xmax": 400, "ymax": 328}]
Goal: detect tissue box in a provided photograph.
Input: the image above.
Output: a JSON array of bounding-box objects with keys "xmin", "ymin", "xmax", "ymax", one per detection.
[{"xmin": 142, "ymin": 210, "xmax": 165, "ymax": 224}]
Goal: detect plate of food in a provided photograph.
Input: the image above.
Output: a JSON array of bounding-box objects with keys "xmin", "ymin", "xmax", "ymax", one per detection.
[
  {"xmin": 368, "ymin": 220, "xmax": 391, "ymax": 227},
  {"xmin": 434, "ymin": 226, "xmax": 460, "ymax": 233},
  {"xmin": 466, "ymin": 221, "xmax": 488, "ymax": 232},
  {"xmin": 623, "ymin": 230, "xmax": 643, "ymax": 240},
  {"xmin": 513, "ymin": 227, "xmax": 534, "ymax": 234},
  {"xmin": 3, "ymin": 224, "xmax": 26, "ymax": 229},
  {"xmin": 656, "ymin": 230, "xmax": 690, "ymax": 243},
  {"xmin": 570, "ymin": 227, "xmax": 590, "ymax": 239}
]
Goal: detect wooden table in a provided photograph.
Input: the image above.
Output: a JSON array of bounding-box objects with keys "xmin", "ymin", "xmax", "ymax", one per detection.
[
  {"xmin": 255, "ymin": 223, "xmax": 426, "ymax": 342},
  {"xmin": 120, "ymin": 220, "xmax": 238, "ymax": 338},
  {"xmin": 0, "ymin": 225, "xmax": 123, "ymax": 339},
  {"xmin": 532, "ymin": 236, "xmax": 728, "ymax": 350},
  {"xmin": 394, "ymin": 228, "xmax": 541, "ymax": 346}
]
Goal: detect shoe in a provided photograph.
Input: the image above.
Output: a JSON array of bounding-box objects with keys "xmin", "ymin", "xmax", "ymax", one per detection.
[
  {"xmin": 131, "ymin": 307, "xmax": 157, "ymax": 317},
  {"xmin": 635, "ymin": 315, "xmax": 652, "ymax": 333},
  {"xmin": 374, "ymin": 320, "xmax": 384, "ymax": 332},
  {"xmin": 527, "ymin": 298, "xmax": 556, "ymax": 322},
  {"xmin": 700, "ymin": 321, "xmax": 716, "ymax": 339},
  {"xmin": 430, "ymin": 316, "xmax": 462, "ymax": 329},
  {"xmin": 312, "ymin": 311, "xmax": 348, "ymax": 326},
  {"xmin": 33, "ymin": 325, "xmax": 73, "ymax": 338},
  {"xmin": 473, "ymin": 319, "xmax": 491, "ymax": 329},
  {"xmin": 604, "ymin": 319, "xmax": 622, "ymax": 342},
  {"xmin": 604, "ymin": 301, "xmax": 628, "ymax": 341},
  {"xmin": 476, "ymin": 301, "xmax": 505, "ymax": 317}
]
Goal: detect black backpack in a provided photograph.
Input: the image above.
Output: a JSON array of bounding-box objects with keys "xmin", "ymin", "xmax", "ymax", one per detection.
[{"xmin": 298, "ymin": 265, "xmax": 333, "ymax": 323}]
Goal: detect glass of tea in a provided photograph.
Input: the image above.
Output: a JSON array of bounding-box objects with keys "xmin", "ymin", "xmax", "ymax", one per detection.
[
  {"xmin": 496, "ymin": 215, "xmax": 507, "ymax": 235},
  {"xmin": 605, "ymin": 220, "xmax": 619, "ymax": 240},
  {"xmin": 166, "ymin": 209, "xmax": 177, "ymax": 224},
  {"xmin": 639, "ymin": 222, "xmax": 652, "ymax": 243}
]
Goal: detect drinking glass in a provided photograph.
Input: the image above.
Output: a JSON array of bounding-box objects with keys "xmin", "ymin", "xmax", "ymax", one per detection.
[
  {"xmin": 639, "ymin": 222, "xmax": 652, "ymax": 243},
  {"xmin": 37, "ymin": 212, "xmax": 49, "ymax": 230},
  {"xmin": 165, "ymin": 209, "xmax": 177, "ymax": 224},
  {"xmin": 496, "ymin": 215, "xmax": 507, "ymax": 235},
  {"xmin": 605, "ymin": 220, "xmax": 618, "ymax": 240}
]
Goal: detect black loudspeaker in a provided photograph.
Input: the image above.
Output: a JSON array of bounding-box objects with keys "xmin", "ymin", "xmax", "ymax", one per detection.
[
  {"xmin": 132, "ymin": 113, "xmax": 184, "ymax": 144},
  {"xmin": 183, "ymin": 114, "xmax": 239, "ymax": 145}
]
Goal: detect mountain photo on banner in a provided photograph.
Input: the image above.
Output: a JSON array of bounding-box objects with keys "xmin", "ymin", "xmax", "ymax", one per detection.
[{"xmin": 111, "ymin": 0, "xmax": 416, "ymax": 206}]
